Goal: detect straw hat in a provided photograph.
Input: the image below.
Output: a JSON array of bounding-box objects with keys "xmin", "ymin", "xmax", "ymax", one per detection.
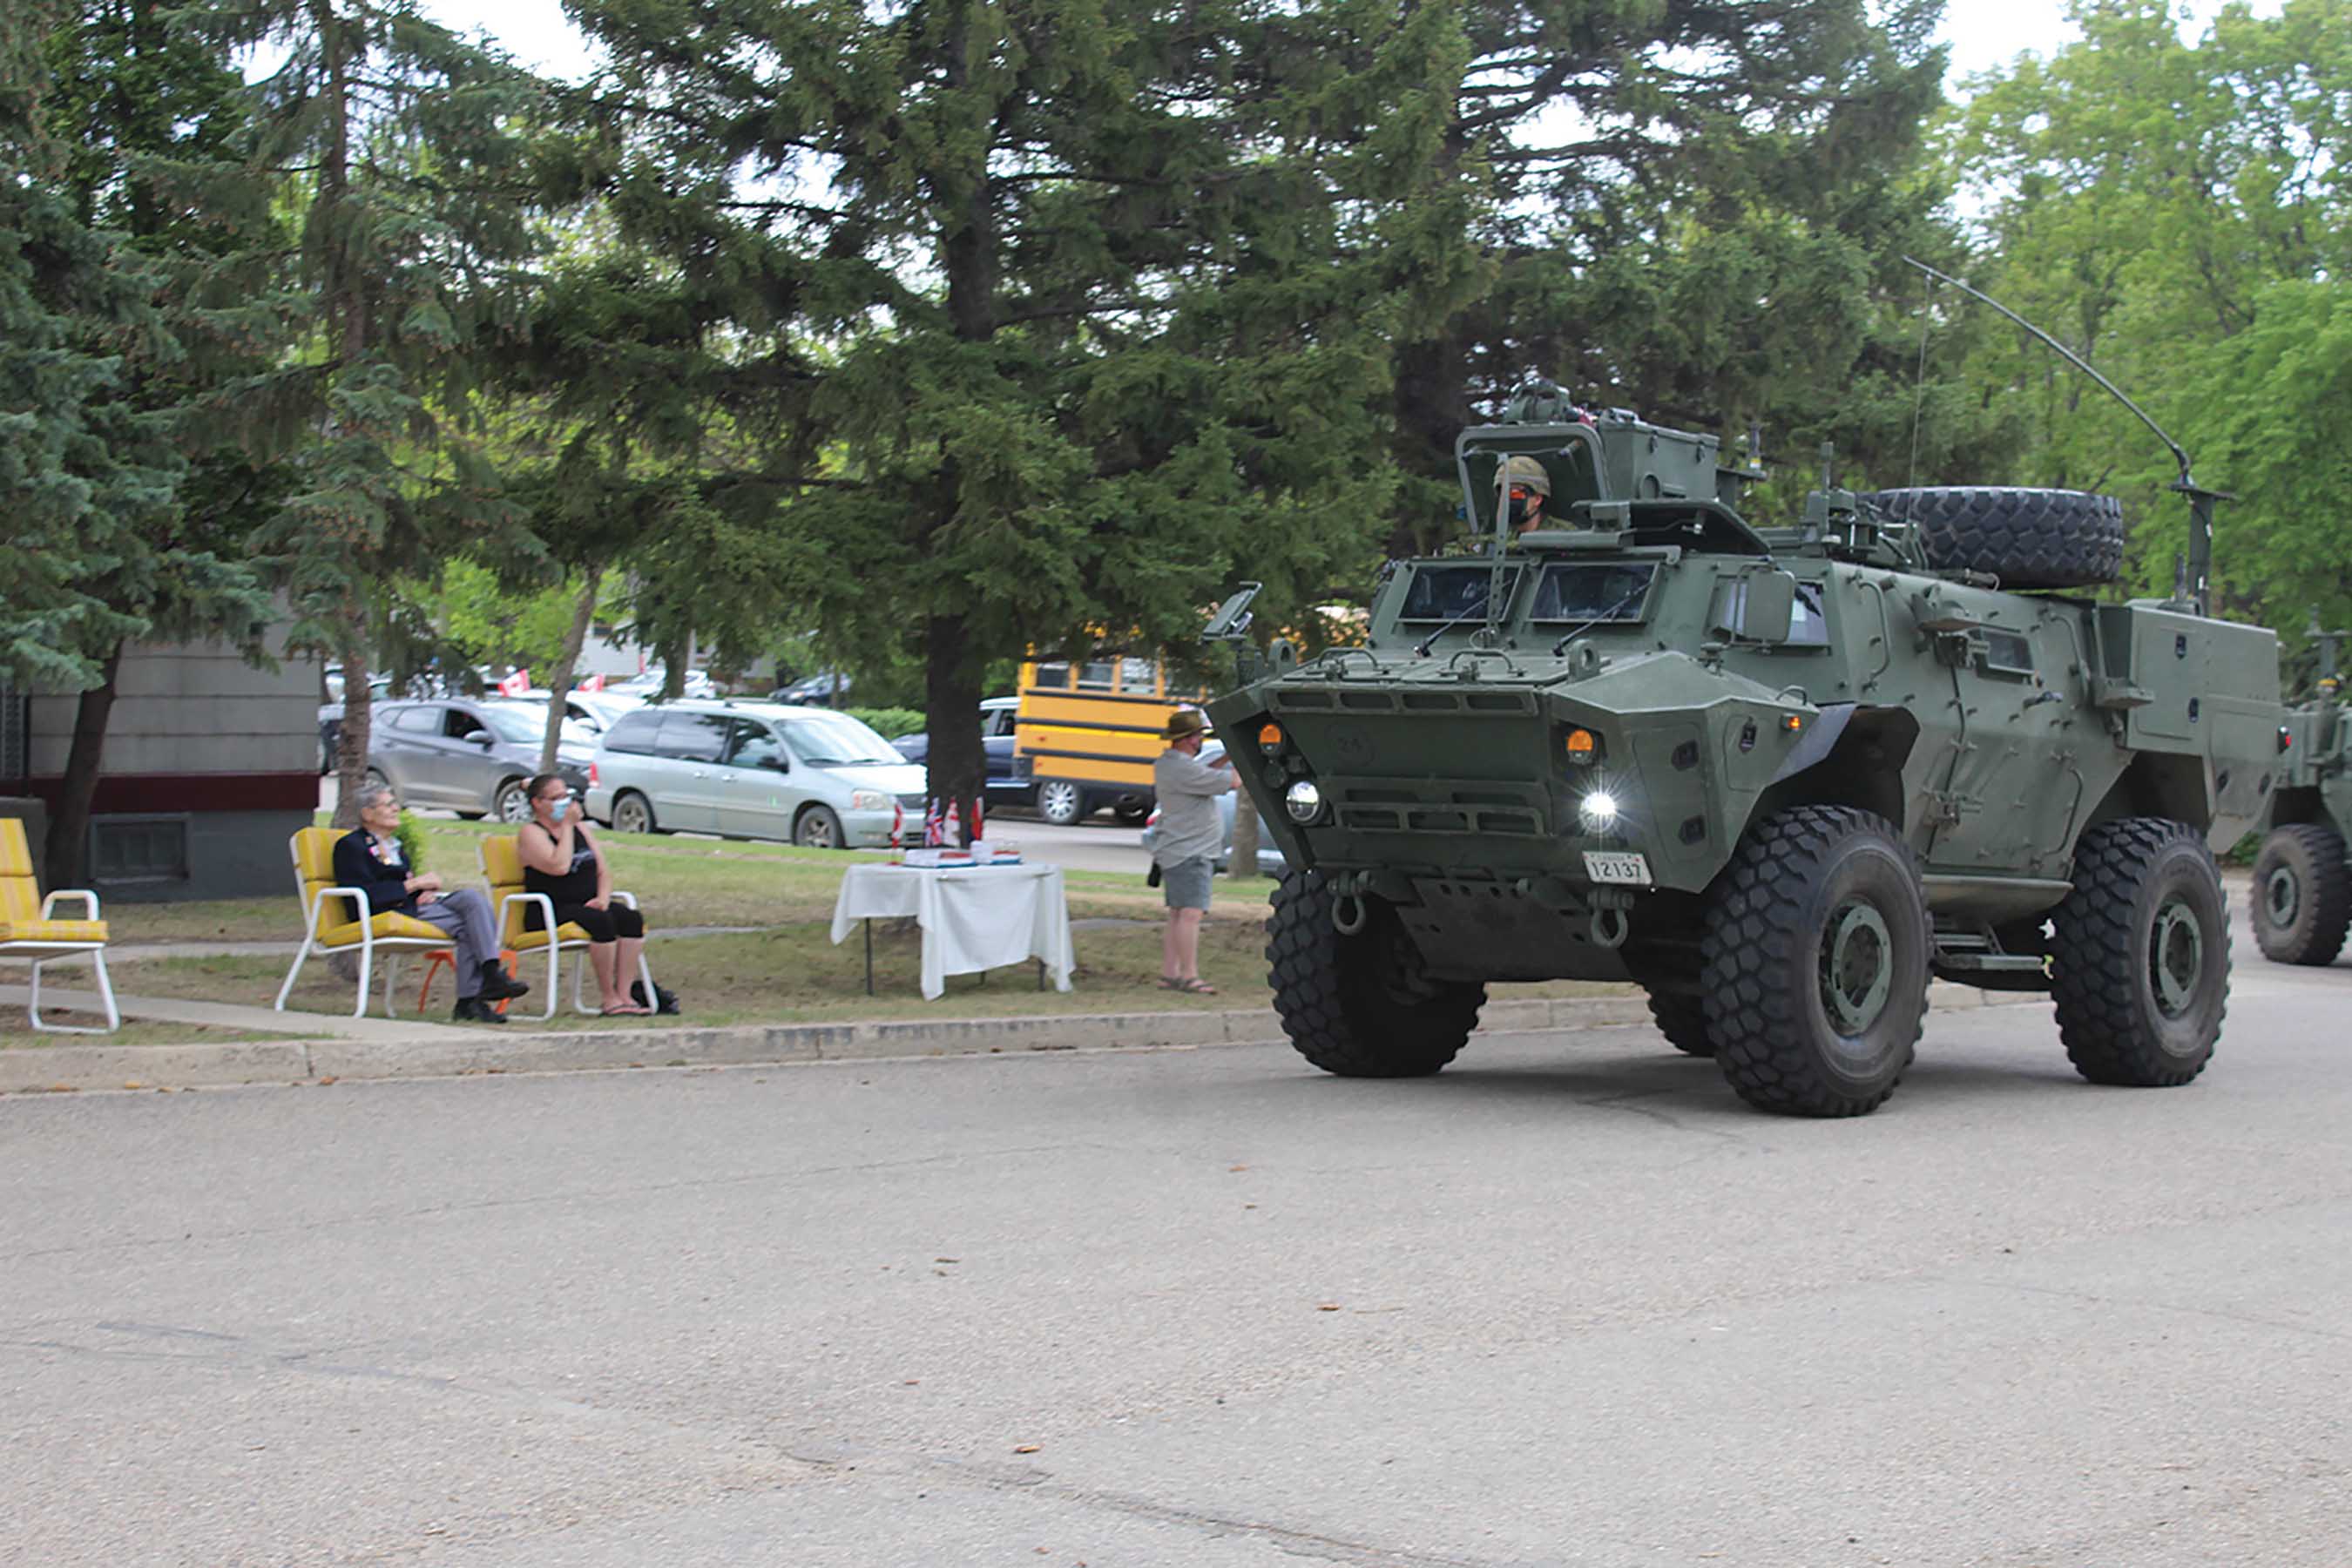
[{"xmin": 1162, "ymin": 708, "xmax": 1209, "ymax": 741}]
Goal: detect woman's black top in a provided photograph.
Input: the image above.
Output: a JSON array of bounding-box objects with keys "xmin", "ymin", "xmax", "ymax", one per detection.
[{"xmin": 524, "ymin": 822, "xmax": 599, "ymax": 906}]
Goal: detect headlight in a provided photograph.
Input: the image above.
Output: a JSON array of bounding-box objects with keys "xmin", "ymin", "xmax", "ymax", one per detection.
[
  {"xmin": 1578, "ymin": 790, "xmax": 1619, "ymax": 832},
  {"xmin": 1285, "ymin": 780, "xmax": 1324, "ymax": 823},
  {"xmin": 849, "ymin": 789, "xmax": 889, "ymax": 811}
]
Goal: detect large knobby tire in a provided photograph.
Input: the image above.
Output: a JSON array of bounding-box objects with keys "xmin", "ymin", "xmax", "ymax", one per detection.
[
  {"xmin": 1857, "ymin": 486, "xmax": 2124, "ymax": 590},
  {"xmin": 1266, "ymin": 870, "xmax": 1486, "ymax": 1078},
  {"xmin": 2250, "ymin": 824, "xmax": 2351, "ymax": 967},
  {"xmin": 1645, "ymin": 990, "xmax": 1715, "ymax": 1057},
  {"xmin": 2049, "ymin": 819, "xmax": 2229, "ymax": 1086},
  {"xmin": 1700, "ymin": 806, "xmax": 1930, "ymax": 1117}
]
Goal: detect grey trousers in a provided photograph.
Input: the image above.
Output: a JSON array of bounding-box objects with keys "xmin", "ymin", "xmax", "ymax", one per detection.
[{"xmin": 411, "ymin": 888, "xmax": 498, "ymax": 998}]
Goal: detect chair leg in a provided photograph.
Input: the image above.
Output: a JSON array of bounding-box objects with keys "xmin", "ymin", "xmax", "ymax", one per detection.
[
  {"xmin": 274, "ymin": 937, "xmax": 314, "ymax": 1011},
  {"xmin": 352, "ymin": 940, "xmax": 374, "ymax": 1019},
  {"xmin": 25, "ymin": 951, "xmax": 120, "ymax": 1034},
  {"xmin": 572, "ymin": 948, "xmax": 595, "ymax": 1016},
  {"xmin": 382, "ymin": 952, "xmax": 401, "ymax": 1018},
  {"xmin": 537, "ymin": 942, "xmax": 560, "ymax": 1022}
]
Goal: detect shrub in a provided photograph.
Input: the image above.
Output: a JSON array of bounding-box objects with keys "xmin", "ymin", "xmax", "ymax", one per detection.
[{"xmin": 846, "ymin": 706, "xmax": 926, "ymax": 740}]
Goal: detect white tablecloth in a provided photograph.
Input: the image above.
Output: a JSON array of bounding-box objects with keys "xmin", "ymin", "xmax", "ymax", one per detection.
[{"xmin": 828, "ymin": 863, "xmax": 1075, "ymax": 1000}]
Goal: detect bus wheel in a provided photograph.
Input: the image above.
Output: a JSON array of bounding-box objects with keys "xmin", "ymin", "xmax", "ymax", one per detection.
[{"xmin": 1037, "ymin": 780, "xmax": 1085, "ymax": 827}]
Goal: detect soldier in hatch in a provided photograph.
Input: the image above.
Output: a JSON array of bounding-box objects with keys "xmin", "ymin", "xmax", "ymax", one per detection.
[{"xmin": 1498, "ymin": 455, "xmax": 1551, "ymax": 539}]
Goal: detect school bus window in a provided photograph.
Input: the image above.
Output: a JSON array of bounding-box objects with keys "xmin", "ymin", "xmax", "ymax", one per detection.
[
  {"xmin": 1076, "ymin": 660, "xmax": 1118, "ymax": 691},
  {"xmin": 1119, "ymin": 657, "xmax": 1157, "ymax": 695},
  {"xmin": 1031, "ymin": 662, "xmax": 1071, "ymax": 690}
]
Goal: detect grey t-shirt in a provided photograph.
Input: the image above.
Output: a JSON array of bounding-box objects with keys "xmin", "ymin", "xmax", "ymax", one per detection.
[{"xmin": 1152, "ymin": 747, "xmax": 1234, "ymax": 865}]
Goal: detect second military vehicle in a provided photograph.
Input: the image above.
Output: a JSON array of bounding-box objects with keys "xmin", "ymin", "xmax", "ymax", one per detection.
[
  {"xmin": 2250, "ymin": 627, "xmax": 2350, "ymax": 967},
  {"xmin": 1205, "ymin": 279, "xmax": 2283, "ymax": 1118}
]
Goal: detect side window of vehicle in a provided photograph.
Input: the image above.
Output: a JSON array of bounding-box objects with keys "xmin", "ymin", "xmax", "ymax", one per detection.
[
  {"xmin": 604, "ymin": 712, "xmax": 660, "ymax": 754},
  {"xmin": 1031, "ymin": 663, "xmax": 1070, "ymax": 690},
  {"xmin": 1118, "ymin": 658, "xmax": 1158, "ymax": 695},
  {"xmin": 1075, "ymin": 660, "xmax": 1119, "ymax": 691},
  {"xmin": 443, "ymin": 707, "xmax": 486, "ymax": 740},
  {"xmin": 987, "ymin": 708, "xmax": 1015, "ymax": 738},
  {"xmin": 724, "ymin": 720, "xmax": 787, "ymax": 771},
  {"xmin": 656, "ymin": 712, "xmax": 732, "ymax": 762},
  {"xmin": 392, "ymin": 706, "xmax": 441, "ymax": 733}
]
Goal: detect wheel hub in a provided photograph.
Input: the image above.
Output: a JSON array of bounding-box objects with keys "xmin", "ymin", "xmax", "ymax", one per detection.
[
  {"xmin": 2265, "ymin": 864, "xmax": 2301, "ymax": 928},
  {"xmin": 2150, "ymin": 896, "xmax": 2205, "ymax": 1018},
  {"xmin": 1820, "ymin": 899, "xmax": 1894, "ymax": 1035}
]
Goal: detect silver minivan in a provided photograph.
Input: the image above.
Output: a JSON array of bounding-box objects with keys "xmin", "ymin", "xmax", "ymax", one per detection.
[{"xmin": 585, "ymin": 701, "xmax": 929, "ymax": 848}]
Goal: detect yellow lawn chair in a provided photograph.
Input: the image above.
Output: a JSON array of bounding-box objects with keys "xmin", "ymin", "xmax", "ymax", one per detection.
[
  {"xmin": 0, "ymin": 818, "xmax": 118, "ymax": 1033},
  {"xmin": 274, "ymin": 827, "xmax": 454, "ymax": 1017},
  {"xmin": 480, "ymin": 835, "xmax": 652, "ymax": 1020}
]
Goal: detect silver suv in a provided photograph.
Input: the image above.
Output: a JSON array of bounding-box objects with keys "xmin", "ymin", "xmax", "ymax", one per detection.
[
  {"xmin": 368, "ymin": 699, "xmax": 593, "ymax": 821},
  {"xmin": 586, "ymin": 701, "xmax": 929, "ymax": 848}
]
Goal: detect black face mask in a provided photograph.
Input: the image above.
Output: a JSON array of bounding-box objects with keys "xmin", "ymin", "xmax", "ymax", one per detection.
[{"xmin": 1506, "ymin": 492, "xmax": 1539, "ymax": 527}]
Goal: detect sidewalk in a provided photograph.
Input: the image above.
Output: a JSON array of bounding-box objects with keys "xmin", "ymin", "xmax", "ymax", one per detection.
[
  {"xmin": 0, "ymin": 983, "xmax": 479, "ymax": 1041},
  {"xmin": 0, "ymin": 981, "xmax": 2044, "ymax": 1095}
]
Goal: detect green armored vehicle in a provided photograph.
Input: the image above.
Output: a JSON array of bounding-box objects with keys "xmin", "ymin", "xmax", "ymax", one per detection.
[
  {"xmin": 2250, "ymin": 628, "xmax": 2350, "ymax": 966},
  {"xmin": 1206, "ymin": 354, "xmax": 2284, "ymax": 1118}
]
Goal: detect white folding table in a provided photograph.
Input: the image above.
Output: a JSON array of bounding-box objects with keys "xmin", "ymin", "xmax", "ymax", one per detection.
[{"xmin": 828, "ymin": 863, "xmax": 1076, "ymax": 1000}]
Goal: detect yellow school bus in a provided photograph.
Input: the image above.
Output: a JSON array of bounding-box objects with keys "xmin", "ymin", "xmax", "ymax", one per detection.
[{"xmin": 1013, "ymin": 654, "xmax": 1206, "ymax": 826}]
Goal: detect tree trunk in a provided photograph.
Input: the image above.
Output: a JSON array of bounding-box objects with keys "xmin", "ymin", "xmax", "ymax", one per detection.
[
  {"xmin": 1229, "ymin": 768, "xmax": 1262, "ymax": 882},
  {"xmin": 658, "ymin": 626, "xmax": 688, "ymax": 701},
  {"xmin": 923, "ymin": 612, "xmax": 984, "ymax": 846},
  {"xmin": 332, "ymin": 627, "xmax": 372, "ymax": 829},
  {"xmin": 539, "ymin": 564, "xmax": 604, "ymax": 774},
  {"xmin": 44, "ymin": 642, "xmax": 123, "ymax": 889}
]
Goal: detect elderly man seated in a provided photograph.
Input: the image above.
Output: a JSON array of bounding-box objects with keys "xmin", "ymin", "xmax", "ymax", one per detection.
[{"xmin": 334, "ymin": 783, "xmax": 528, "ymax": 1024}]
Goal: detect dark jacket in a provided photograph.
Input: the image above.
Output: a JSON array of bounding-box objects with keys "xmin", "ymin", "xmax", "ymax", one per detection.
[{"xmin": 332, "ymin": 828, "xmax": 417, "ymax": 921}]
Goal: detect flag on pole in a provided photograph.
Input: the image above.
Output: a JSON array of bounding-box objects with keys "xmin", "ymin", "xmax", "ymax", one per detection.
[
  {"xmin": 497, "ymin": 668, "xmax": 530, "ymax": 697},
  {"xmin": 580, "ymin": 672, "xmax": 605, "ymax": 693},
  {"xmin": 890, "ymin": 801, "xmax": 904, "ymax": 849},
  {"xmin": 945, "ymin": 797, "xmax": 962, "ymax": 848}
]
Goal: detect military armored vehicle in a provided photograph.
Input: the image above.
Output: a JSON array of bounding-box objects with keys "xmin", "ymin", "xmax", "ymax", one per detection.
[
  {"xmin": 2250, "ymin": 628, "xmax": 2350, "ymax": 967},
  {"xmin": 1204, "ymin": 284, "xmax": 2283, "ymax": 1118}
]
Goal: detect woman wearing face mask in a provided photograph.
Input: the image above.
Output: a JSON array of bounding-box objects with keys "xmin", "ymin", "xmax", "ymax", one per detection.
[{"xmin": 517, "ymin": 772, "xmax": 652, "ymax": 1015}]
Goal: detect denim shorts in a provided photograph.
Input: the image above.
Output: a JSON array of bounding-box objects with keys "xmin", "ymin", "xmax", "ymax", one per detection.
[{"xmin": 1159, "ymin": 855, "xmax": 1214, "ymax": 910}]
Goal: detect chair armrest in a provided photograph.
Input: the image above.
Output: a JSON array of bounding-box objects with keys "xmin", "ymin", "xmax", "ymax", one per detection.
[
  {"xmin": 308, "ymin": 884, "xmax": 375, "ymax": 942},
  {"xmin": 612, "ymin": 889, "xmax": 641, "ymax": 910},
  {"xmin": 496, "ymin": 889, "xmax": 558, "ymax": 936},
  {"xmin": 42, "ymin": 889, "xmax": 101, "ymax": 920}
]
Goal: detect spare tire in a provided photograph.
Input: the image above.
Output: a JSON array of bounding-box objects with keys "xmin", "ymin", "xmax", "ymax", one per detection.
[{"xmin": 1856, "ymin": 486, "xmax": 2124, "ymax": 590}]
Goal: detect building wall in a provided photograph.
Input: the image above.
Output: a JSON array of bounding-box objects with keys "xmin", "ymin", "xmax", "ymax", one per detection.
[{"xmin": 24, "ymin": 634, "xmax": 321, "ymax": 902}]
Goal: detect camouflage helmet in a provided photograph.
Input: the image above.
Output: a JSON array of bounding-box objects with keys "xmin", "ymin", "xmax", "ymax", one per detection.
[{"xmin": 1497, "ymin": 455, "xmax": 1551, "ymax": 497}]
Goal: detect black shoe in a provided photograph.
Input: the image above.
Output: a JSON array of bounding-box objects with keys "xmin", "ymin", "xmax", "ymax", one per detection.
[
  {"xmin": 452, "ymin": 996, "xmax": 510, "ymax": 1024},
  {"xmin": 477, "ymin": 963, "xmax": 530, "ymax": 1002}
]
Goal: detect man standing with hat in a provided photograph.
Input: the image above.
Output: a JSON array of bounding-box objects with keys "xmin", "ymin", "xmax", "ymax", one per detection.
[{"xmin": 1152, "ymin": 707, "xmax": 1233, "ymax": 994}]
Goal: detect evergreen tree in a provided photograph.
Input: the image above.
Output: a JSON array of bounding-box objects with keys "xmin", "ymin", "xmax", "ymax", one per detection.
[
  {"xmin": 565, "ymin": 0, "xmax": 1471, "ymax": 833},
  {"xmin": 172, "ymin": 0, "xmax": 555, "ymax": 823}
]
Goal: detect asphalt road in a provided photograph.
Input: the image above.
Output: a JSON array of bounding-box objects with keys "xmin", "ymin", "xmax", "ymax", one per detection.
[{"xmin": 9, "ymin": 929, "xmax": 2349, "ymax": 1566}]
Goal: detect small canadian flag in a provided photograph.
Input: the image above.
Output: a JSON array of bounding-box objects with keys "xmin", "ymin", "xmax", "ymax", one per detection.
[
  {"xmin": 497, "ymin": 668, "xmax": 531, "ymax": 697},
  {"xmin": 580, "ymin": 672, "xmax": 605, "ymax": 693}
]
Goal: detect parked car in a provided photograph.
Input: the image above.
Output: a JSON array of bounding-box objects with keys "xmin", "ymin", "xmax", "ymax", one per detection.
[
  {"xmin": 1140, "ymin": 741, "xmax": 1288, "ymax": 875},
  {"xmin": 366, "ymin": 698, "xmax": 593, "ymax": 821},
  {"xmin": 493, "ymin": 689, "xmax": 645, "ymax": 749},
  {"xmin": 585, "ymin": 700, "xmax": 927, "ymax": 849},
  {"xmin": 889, "ymin": 697, "xmax": 1033, "ymax": 804},
  {"xmin": 606, "ymin": 666, "xmax": 717, "ymax": 700},
  {"xmin": 770, "ymin": 670, "xmax": 852, "ymax": 706}
]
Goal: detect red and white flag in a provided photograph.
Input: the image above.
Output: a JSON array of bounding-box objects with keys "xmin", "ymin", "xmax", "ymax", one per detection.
[
  {"xmin": 923, "ymin": 798, "xmax": 943, "ymax": 847},
  {"xmin": 944, "ymin": 798, "xmax": 962, "ymax": 848},
  {"xmin": 580, "ymin": 672, "xmax": 605, "ymax": 693},
  {"xmin": 497, "ymin": 668, "xmax": 530, "ymax": 697},
  {"xmin": 890, "ymin": 801, "xmax": 904, "ymax": 848}
]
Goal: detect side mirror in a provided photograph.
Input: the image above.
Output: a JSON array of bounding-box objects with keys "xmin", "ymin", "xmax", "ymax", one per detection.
[
  {"xmin": 763, "ymin": 754, "xmax": 790, "ymax": 774},
  {"xmin": 1740, "ymin": 570, "xmax": 1798, "ymax": 644},
  {"xmin": 464, "ymin": 729, "xmax": 496, "ymax": 747}
]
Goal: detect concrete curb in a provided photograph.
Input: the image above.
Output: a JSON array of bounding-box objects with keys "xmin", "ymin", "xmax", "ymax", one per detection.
[{"xmin": 1, "ymin": 984, "xmax": 2047, "ymax": 1096}]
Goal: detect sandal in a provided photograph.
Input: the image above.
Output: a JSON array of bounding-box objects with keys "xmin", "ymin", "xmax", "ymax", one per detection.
[
  {"xmin": 1169, "ymin": 977, "xmax": 1217, "ymax": 996},
  {"xmin": 600, "ymin": 1002, "xmax": 652, "ymax": 1017},
  {"xmin": 1156, "ymin": 976, "xmax": 1185, "ymax": 990}
]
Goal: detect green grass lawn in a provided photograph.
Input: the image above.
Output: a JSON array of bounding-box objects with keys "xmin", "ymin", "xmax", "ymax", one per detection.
[
  {"xmin": 105, "ymin": 817, "xmax": 1274, "ymax": 946},
  {"xmin": 110, "ymin": 916, "xmax": 1630, "ymax": 1031}
]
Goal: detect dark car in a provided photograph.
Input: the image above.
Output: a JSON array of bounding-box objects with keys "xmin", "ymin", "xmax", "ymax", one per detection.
[
  {"xmin": 888, "ymin": 697, "xmax": 1033, "ymax": 805},
  {"xmin": 366, "ymin": 698, "xmax": 592, "ymax": 821},
  {"xmin": 770, "ymin": 670, "xmax": 852, "ymax": 706}
]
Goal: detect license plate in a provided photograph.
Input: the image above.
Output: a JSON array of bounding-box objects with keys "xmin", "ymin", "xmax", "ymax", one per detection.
[{"xmin": 1583, "ymin": 850, "xmax": 1652, "ymax": 886}]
